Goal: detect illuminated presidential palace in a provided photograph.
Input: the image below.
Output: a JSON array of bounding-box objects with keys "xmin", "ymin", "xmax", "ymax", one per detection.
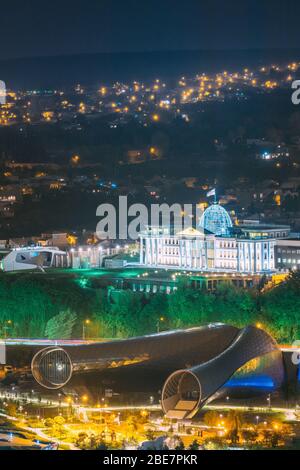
[{"xmin": 139, "ymin": 202, "xmax": 290, "ymax": 274}]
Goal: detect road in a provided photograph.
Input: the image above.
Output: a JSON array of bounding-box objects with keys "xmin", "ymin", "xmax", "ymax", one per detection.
[{"xmin": 0, "ymin": 390, "xmax": 299, "ymax": 418}]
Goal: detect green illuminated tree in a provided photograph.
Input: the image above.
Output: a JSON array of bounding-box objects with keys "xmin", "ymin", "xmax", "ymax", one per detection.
[
  {"xmin": 45, "ymin": 310, "xmax": 77, "ymax": 339},
  {"xmin": 261, "ymin": 273, "xmax": 300, "ymax": 342},
  {"xmin": 214, "ymin": 283, "xmax": 257, "ymax": 328},
  {"xmin": 167, "ymin": 286, "xmax": 213, "ymax": 328}
]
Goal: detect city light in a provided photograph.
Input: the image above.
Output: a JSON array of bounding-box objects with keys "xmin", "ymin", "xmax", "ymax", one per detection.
[{"xmin": 0, "ymin": 2, "xmax": 299, "ymax": 452}]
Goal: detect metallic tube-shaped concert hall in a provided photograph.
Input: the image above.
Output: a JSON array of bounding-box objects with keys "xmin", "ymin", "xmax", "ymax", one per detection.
[
  {"xmin": 29, "ymin": 324, "xmax": 240, "ymax": 389},
  {"xmin": 4, "ymin": 324, "xmax": 285, "ymax": 419},
  {"xmin": 161, "ymin": 325, "xmax": 284, "ymax": 419}
]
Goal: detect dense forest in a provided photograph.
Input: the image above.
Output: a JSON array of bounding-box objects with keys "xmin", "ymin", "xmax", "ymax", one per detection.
[{"xmin": 0, "ymin": 271, "xmax": 299, "ymax": 343}]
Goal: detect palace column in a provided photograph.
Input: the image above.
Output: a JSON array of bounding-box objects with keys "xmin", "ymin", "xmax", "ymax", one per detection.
[{"xmin": 139, "ymin": 236, "xmax": 144, "ymax": 264}]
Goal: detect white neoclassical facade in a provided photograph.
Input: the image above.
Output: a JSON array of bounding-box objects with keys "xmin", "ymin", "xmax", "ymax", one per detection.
[{"xmin": 139, "ymin": 203, "xmax": 285, "ymax": 274}]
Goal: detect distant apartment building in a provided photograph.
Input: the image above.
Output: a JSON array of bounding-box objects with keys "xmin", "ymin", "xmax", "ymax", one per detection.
[{"xmin": 275, "ymin": 239, "xmax": 300, "ymax": 271}]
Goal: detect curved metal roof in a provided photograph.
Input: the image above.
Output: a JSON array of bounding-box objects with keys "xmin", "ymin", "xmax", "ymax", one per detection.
[{"xmin": 199, "ymin": 203, "xmax": 233, "ymax": 236}]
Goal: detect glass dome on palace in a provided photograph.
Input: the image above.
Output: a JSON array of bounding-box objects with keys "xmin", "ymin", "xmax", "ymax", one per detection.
[{"xmin": 199, "ymin": 203, "xmax": 233, "ymax": 236}]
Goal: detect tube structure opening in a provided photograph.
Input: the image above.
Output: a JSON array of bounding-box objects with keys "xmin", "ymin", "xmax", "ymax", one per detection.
[
  {"xmin": 161, "ymin": 369, "xmax": 201, "ymax": 420},
  {"xmin": 31, "ymin": 347, "xmax": 73, "ymax": 389}
]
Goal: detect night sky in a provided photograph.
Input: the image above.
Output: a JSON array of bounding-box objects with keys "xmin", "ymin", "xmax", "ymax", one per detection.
[{"xmin": 1, "ymin": 0, "xmax": 300, "ymax": 60}]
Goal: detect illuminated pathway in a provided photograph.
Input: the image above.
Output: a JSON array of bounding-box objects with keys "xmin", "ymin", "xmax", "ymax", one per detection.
[
  {"xmin": 0, "ymin": 390, "xmax": 298, "ymax": 419},
  {"xmin": 0, "ymin": 412, "xmax": 78, "ymax": 450}
]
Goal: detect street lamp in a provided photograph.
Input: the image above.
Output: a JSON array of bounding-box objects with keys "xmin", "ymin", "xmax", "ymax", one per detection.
[
  {"xmin": 156, "ymin": 317, "xmax": 165, "ymax": 333},
  {"xmin": 82, "ymin": 319, "xmax": 91, "ymax": 340},
  {"xmin": 65, "ymin": 396, "xmax": 73, "ymax": 417},
  {"xmin": 58, "ymin": 392, "xmax": 62, "ymax": 409},
  {"xmin": 3, "ymin": 320, "xmax": 12, "ymax": 340},
  {"xmin": 81, "ymin": 394, "xmax": 88, "ymax": 405}
]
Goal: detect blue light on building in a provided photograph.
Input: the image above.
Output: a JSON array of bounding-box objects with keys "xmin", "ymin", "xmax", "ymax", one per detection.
[{"xmin": 225, "ymin": 375, "xmax": 275, "ymax": 390}]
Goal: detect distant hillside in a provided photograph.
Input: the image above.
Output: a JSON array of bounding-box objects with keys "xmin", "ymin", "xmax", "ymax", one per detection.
[{"xmin": 1, "ymin": 48, "xmax": 300, "ymax": 89}]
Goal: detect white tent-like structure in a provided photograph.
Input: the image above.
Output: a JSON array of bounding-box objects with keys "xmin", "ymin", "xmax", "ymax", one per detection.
[{"xmin": 1, "ymin": 246, "xmax": 68, "ymax": 272}]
